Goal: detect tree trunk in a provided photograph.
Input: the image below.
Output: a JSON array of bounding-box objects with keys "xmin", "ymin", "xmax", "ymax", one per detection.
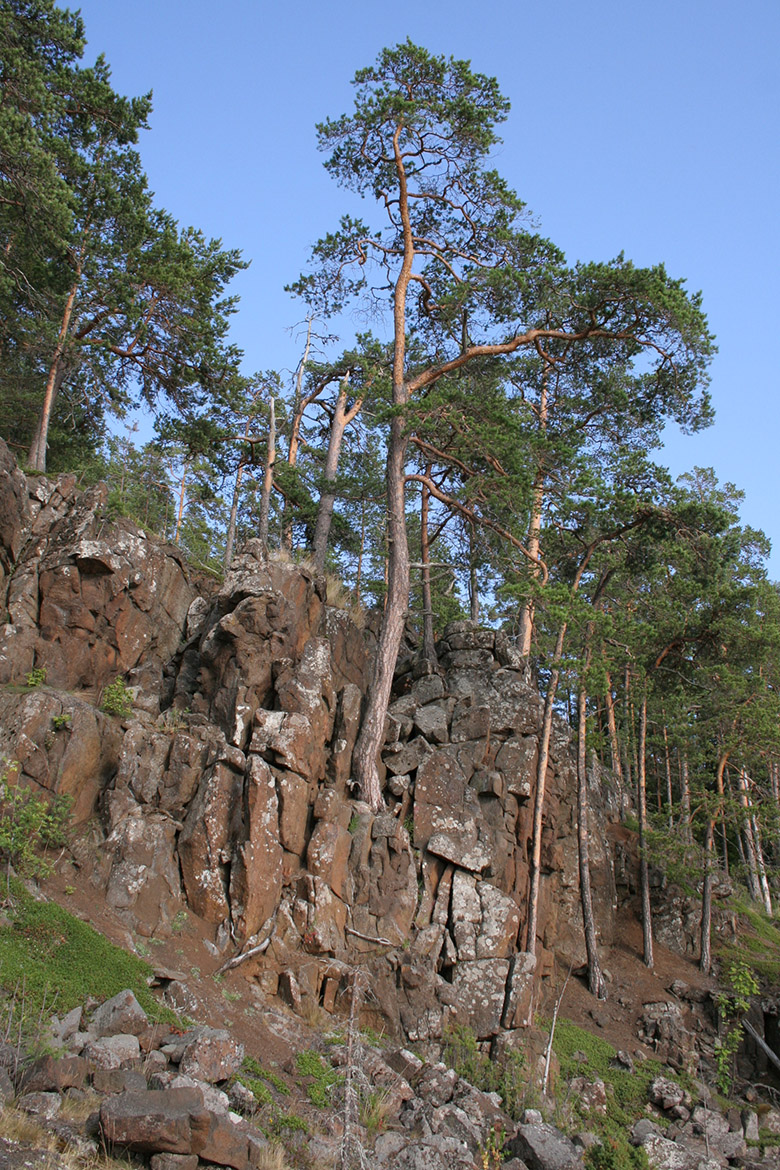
[
  {"xmin": 352, "ymin": 125, "xmax": 415, "ymax": 812},
  {"xmin": 737, "ymin": 769, "xmax": 771, "ymax": 912},
  {"xmin": 282, "ymin": 316, "xmax": 314, "ymax": 550},
  {"xmin": 468, "ymin": 524, "xmax": 480, "ymax": 625},
  {"xmin": 621, "ymin": 665, "xmax": 633, "ymax": 792},
  {"xmin": 352, "ymin": 409, "xmax": 410, "ymax": 810},
  {"xmin": 577, "ymin": 676, "xmax": 606, "ymax": 999},
  {"xmin": 258, "ymin": 393, "xmax": 275, "ymax": 548},
  {"xmin": 29, "ymin": 270, "xmax": 81, "ymax": 471},
  {"xmin": 662, "ymin": 719, "xmax": 674, "ymax": 829},
  {"xmin": 680, "ymin": 750, "xmax": 693, "ymax": 844},
  {"xmin": 701, "ymin": 750, "xmax": 729, "ymax": 974},
  {"xmin": 224, "ymin": 455, "xmax": 247, "ymax": 571},
  {"xmin": 700, "ymin": 815, "xmax": 714, "ymax": 975},
  {"xmin": 174, "ymin": 463, "xmax": 188, "ymax": 545},
  {"xmin": 637, "ymin": 690, "xmax": 654, "ymax": 969},
  {"xmin": 525, "ymin": 620, "xmax": 567, "ymax": 953},
  {"xmin": 312, "ymin": 375, "xmax": 362, "ymax": 572},
  {"xmin": 420, "ymin": 468, "xmax": 436, "ymax": 660},
  {"xmin": 517, "ymin": 362, "xmax": 549, "ymax": 657}
]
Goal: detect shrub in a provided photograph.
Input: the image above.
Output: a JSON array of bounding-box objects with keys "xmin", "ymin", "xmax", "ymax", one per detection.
[
  {"xmin": 24, "ymin": 667, "xmax": 46, "ymax": 688},
  {"xmin": 0, "ymin": 770, "xmax": 72, "ymax": 885},
  {"xmin": 100, "ymin": 678, "xmax": 133, "ymax": 718}
]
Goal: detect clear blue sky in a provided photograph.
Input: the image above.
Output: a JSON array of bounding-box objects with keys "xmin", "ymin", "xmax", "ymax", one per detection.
[{"xmin": 74, "ymin": 0, "xmax": 780, "ymax": 574}]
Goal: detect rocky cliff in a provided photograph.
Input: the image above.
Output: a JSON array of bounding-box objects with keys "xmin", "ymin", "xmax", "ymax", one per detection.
[{"xmin": 0, "ymin": 441, "xmax": 731, "ymax": 1068}]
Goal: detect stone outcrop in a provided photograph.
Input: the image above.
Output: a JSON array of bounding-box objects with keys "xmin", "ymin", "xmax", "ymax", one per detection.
[{"xmin": 0, "ymin": 439, "xmax": 712, "ymax": 1056}]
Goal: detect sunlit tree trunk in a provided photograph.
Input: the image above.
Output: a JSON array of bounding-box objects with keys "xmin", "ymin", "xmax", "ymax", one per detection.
[
  {"xmin": 420, "ymin": 468, "xmax": 436, "ymax": 660},
  {"xmin": 312, "ymin": 374, "xmax": 362, "ymax": 571},
  {"xmin": 577, "ymin": 662, "xmax": 606, "ymax": 999},
  {"xmin": 29, "ymin": 267, "xmax": 81, "ymax": 471},
  {"xmin": 701, "ymin": 750, "xmax": 729, "ymax": 974},
  {"xmin": 525, "ymin": 621, "xmax": 567, "ymax": 952},
  {"xmin": 638, "ymin": 690, "xmax": 653, "ymax": 969},
  {"xmin": 258, "ymin": 393, "xmax": 275, "ymax": 549}
]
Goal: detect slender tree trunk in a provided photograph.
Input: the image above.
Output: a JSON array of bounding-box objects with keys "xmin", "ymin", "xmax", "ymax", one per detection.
[
  {"xmin": 604, "ymin": 671, "xmax": 623, "ymax": 783},
  {"xmin": 637, "ymin": 690, "xmax": 654, "ymax": 969},
  {"xmin": 29, "ymin": 269, "xmax": 81, "ymax": 471},
  {"xmin": 517, "ymin": 362, "xmax": 549, "ymax": 657},
  {"xmin": 224, "ymin": 455, "xmax": 247, "ymax": 571},
  {"xmin": 282, "ymin": 316, "xmax": 314, "ymax": 550},
  {"xmin": 701, "ymin": 750, "xmax": 729, "ymax": 974},
  {"xmin": 352, "ymin": 127, "xmax": 415, "ymax": 812},
  {"xmin": 174, "ymin": 463, "xmax": 188, "ymax": 545},
  {"xmin": 737, "ymin": 769, "xmax": 771, "ymax": 912},
  {"xmin": 621, "ymin": 665, "xmax": 633, "ymax": 792},
  {"xmin": 680, "ymin": 750, "xmax": 693, "ymax": 844},
  {"xmin": 420, "ymin": 468, "xmax": 436, "ymax": 660},
  {"xmin": 312, "ymin": 375, "xmax": 362, "ymax": 571},
  {"xmin": 700, "ymin": 815, "xmax": 715, "ymax": 976},
  {"xmin": 468, "ymin": 523, "xmax": 480, "ymax": 624},
  {"xmin": 258, "ymin": 393, "xmax": 275, "ymax": 548},
  {"xmin": 525, "ymin": 620, "xmax": 567, "ymax": 953},
  {"xmin": 355, "ymin": 499, "xmax": 366, "ymax": 608},
  {"xmin": 577, "ymin": 671, "xmax": 606, "ymax": 999},
  {"xmin": 662, "ymin": 719, "xmax": 674, "ymax": 829}
]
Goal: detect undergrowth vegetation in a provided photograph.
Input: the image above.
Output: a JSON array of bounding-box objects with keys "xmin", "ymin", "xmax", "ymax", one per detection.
[{"xmin": 0, "ymin": 878, "xmax": 166, "ymax": 1034}]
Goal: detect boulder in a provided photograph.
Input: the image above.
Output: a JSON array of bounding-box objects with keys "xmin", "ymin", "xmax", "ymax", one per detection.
[{"xmin": 508, "ymin": 1122, "xmax": 584, "ymax": 1170}]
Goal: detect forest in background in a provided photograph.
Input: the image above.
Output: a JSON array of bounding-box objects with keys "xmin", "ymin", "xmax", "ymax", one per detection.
[{"xmin": 3, "ymin": 1, "xmax": 780, "ymax": 981}]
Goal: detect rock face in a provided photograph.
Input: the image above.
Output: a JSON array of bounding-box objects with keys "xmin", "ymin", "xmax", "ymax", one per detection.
[{"xmin": 0, "ymin": 438, "xmax": 627, "ymax": 1043}]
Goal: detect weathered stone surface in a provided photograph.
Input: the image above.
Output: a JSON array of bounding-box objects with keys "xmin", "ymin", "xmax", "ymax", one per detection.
[
  {"xmin": 17, "ymin": 1091, "xmax": 62, "ymax": 1120},
  {"xmin": 89, "ymin": 989, "xmax": 149, "ymax": 1039},
  {"xmin": 84, "ymin": 1034, "xmax": 141, "ymax": 1069},
  {"xmin": 508, "ymin": 1123, "xmax": 584, "ymax": 1170},
  {"xmin": 649, "ymin": 1076, "xmax": 687, "ymax": 1111},
  {"xmin": 92, "ymin": 1068, "xmax": 148, "ymax": 1095},
  {"xmin": 179, "ymin": 762, "xmax": 242, "ymax": 923},
  {"xmin": 450, "ymin": 959, "xmax": 510, "ymax": 1038},
  {"xmin": 413, "ymin": 704, "xmax": 449, "ymax": 744},
  {"xmin": 569, "ymin": 1077, "xmax": 607, "ymax": 1116},
  {"xmin": 178, "ymin": 1028, "xmax": 244, "ymax": 1083},
  {"xmin": 229, "ymin": 754, "xmax": 283, "ymax": 941},
  {"xmin": 640, "ymin": 1134, "xmax": 721, "ymax": 1170},
  {"xmin": 100, "ymin": 1087, "xmax": 207, "ymax": 1155},
  {"xmin": 20, "ymin": 1054, "xmax": 88, "ymax": 1093},
  {"xmin": 476, "ymin": 881, "xmax": 521, "ymax": 959},
  {"xmin": 427, "ymin": 832, "xmax": 491, "ymax": 872},
  {"xmin": 495, "ymin": 735, "xmax": 537, "ymax": 799},
  {"xmin": 502, "ymin": 952, "xmax": 537, "ymax": 1029}
]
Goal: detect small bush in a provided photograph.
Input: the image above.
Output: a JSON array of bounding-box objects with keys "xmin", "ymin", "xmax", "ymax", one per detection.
[
  {"xmin": 24, "ymin": 667, "xmax": 46, "ymax": 688},
  {"xmin": 294, "ymin": 1049, "xmax": 339, "ymax": 1107},
  {"xmin": 0, "ymin": 771, "xmax": 72, "ymax": 884},
  {"xmin": 100, "ymin": 678, "xmax": 133, "ymax": 718},
  {"xmin": 442, "ymin": 1023, "xmax": 527, "ymax": 1119}
]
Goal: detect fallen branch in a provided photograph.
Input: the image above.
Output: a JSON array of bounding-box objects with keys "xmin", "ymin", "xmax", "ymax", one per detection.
[
  {"xmin": 743, "ymin": 1019, "xmax": 780, "ymax": 1074},
  {"xmin": 345, "ymin": 926, "xmax": 394, "ymax": 947},
  {"xmin": 543, "ymin": 963, "xmax": 573, "ymax": 1095}
]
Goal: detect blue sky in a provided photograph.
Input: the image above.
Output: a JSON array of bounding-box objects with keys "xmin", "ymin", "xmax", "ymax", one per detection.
[{"xmin": 74, "ymin": 0, "xmax": 780, "ymax": 573}]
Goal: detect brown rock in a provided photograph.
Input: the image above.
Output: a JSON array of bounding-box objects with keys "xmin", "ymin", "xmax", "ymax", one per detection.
[
  {"xmin": 178, "ymin": 1028, "xmax": 244, "ymax": 1083},
  {"xmin": 100, "ymin": 1087, "xmax": 207, "ymax": 1155}
]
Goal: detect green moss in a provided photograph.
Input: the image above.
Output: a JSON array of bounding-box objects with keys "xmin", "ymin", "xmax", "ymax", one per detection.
[
  {"xmin": 294, "ymin": 1049, "xmax": 339, "ymax": 1107},
  {"xmin": 549, "ymin": 1017, "xmax": 674, "ymax": 1167},
  {"xmin": 0, "ymin": 879, "xmax": 170, "ymax": 1024},
  {"xmin": 241, "ymin": 1055, "xmax": 290, "ymax": 1096}
]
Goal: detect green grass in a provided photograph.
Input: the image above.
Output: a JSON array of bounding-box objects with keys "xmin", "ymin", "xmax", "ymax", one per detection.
[
  {"xmin": 0, "ymin": 879, "xmax": 170, "ymax": 1024},
  {"xmin": 241, "ymin": 1055, "xmax": 290, "ymax": 1097},
  {"xmin": 548, "ymin": 1017, "xmax": 669, "ymax": 1170},
  {"xmin": 294, "ymin": 1049, "xmax": 339, "ymax": 1108},
  {"xmin": 719, "ymin": 897, "xmax": 780, "ymax": 984}
]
